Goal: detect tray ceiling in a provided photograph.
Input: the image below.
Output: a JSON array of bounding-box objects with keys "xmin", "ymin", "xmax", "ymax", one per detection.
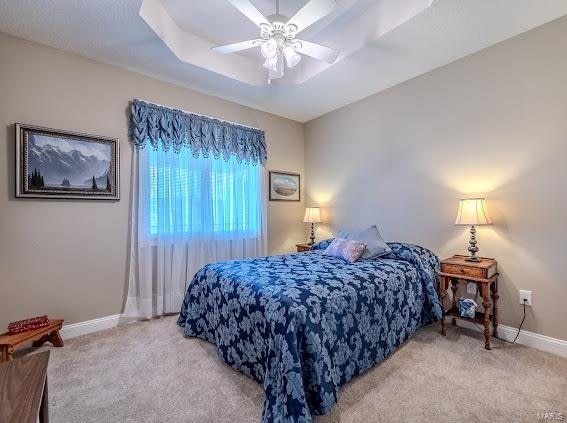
[
  {"xmin": 140, "ymin": 0, "xmax": 434, "ymax": 85},
  {"xmin": 0, "ymin": 0, "xmax": 566, "ymax": 121}
]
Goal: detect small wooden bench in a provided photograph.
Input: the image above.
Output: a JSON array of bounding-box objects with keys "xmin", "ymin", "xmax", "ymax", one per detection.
[{"xmin": 0, "ymin": 319, "xmax": 64, "ymax": 362}]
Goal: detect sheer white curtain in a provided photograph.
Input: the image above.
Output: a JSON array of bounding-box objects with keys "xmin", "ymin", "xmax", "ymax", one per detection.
[{"xmin": 123, "ymin": 146, "xmax": 267, "ymax": 319}]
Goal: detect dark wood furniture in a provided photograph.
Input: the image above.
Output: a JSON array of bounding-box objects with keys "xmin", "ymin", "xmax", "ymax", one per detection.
[
  {"xmin": 0, "ymin": 320, "xmax": 64, "ymax": 363},
  {"xmin": 0, "ymin": 350, "xmax": 50, "ymax": 423},
  {"xmin": 296, "ymin": 243, "xmax": 312, "ymax": 252},
  {"xmin": 438, "ymin": 256, "xmax": 499, "ymax": 350}
]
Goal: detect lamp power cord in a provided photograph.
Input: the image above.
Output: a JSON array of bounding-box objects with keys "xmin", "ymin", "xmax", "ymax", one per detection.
[{"xmin": 511, "ymin": 299, "xmax": 527, "ymax": 343}]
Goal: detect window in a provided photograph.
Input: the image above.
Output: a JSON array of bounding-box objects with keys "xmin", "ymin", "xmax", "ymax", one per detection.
[{"xmin": 146, "ymin": 147, "xmax": 262, "ymax": 238}]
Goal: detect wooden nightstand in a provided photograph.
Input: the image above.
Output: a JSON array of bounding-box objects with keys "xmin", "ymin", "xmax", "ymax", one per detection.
[
  {"xmin": 439, "ymin": 255, "xmax": 499, "ymax": 350},
  {"xmin": 296, "ymin": 243, "xmax": 312, "ymax": 252}
]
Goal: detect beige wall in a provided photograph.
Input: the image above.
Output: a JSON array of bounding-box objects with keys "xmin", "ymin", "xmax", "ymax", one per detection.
[
  {"xmin": 305, "ymin": 17, "xmax": 567, "ymax": 341},
  {"xmin": 0, "ymin": 33, "xmax": 305, "ymax": 329}
]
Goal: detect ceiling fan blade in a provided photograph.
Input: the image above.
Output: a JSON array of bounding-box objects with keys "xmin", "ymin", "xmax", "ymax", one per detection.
[
  {"xmin": 295, "ymin": 40, "xmax": 339, "ymax": 64},
  {"xmin": 286, "ymin": 0, "xmax": 337, "ymax": 34},
  {"xmin": 211, "ymin": 39, "xmax": 260, "ymax": 54},
  {"xmin": 227, "ymin": 0, "xmax": 270, "ymax": 28}
]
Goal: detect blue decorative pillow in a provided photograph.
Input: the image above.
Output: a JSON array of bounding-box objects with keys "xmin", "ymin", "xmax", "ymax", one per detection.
[
  {"xmin": 310, "ymin": 238, "xmax": 334, "ymax": 251},
  {"xmin": 336, "ymin": 225, "xmax": 391, "ymax": 260}
]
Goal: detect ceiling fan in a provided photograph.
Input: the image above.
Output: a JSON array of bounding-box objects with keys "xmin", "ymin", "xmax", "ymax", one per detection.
[{"xmin": 212, "ymin": 0, "xmax": 340, "ymax": 81}]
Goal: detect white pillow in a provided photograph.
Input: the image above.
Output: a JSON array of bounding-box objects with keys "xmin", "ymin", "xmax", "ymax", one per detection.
[{"xmin": 336, "ymin": 225, "xmax": 391, "ymax": 260}]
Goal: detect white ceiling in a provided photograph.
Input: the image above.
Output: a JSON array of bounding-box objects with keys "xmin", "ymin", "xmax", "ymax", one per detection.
[{"xmin": 0, "ymin": 0, "xmax": 566, "ymax": 122}]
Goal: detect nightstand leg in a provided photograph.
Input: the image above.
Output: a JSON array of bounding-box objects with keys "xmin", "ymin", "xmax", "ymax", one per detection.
[
  {"xmin": 439, "ymin": 276, "xmax": 446, "ymax": 336},
  {"xmin": 450, "ymin": 278, "xmax": 458, "ymax": 326},
  {"xmin": 492, "ymin": 280, "xmax": 499, "ymax": 338},
  {"xmin": 481, "ymin": 284, "xmax": 491, "ymax": 350}
]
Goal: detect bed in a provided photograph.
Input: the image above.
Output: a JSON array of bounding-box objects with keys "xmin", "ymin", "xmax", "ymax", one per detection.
[{"xmin": 177, "ymin": 240, "xmax": 442, "ymax": 422}]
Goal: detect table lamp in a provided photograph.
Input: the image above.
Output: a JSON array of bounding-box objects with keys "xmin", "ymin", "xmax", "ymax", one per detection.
[
  {"xmin": 303, "ymin": 207, "xmax": 322, "ymax": 245},
  {"xmin": 455, "ymin": 198, "xmax": 492, "ymax": 262}
]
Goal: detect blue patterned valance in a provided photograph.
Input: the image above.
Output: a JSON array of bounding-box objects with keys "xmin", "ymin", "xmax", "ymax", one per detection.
[{"xmin": 129, "ymin": 99, "xmax": 267, "ymax": 165}]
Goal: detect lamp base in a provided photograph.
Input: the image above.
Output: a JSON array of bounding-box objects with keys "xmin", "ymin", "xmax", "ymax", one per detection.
[
  {"xmin": 465, "ymin": 225, "xmax": 481, "ymax": 262},
  {"xmin": 308, "ymin": 223, "xmax": 315, "ymax": 245}
]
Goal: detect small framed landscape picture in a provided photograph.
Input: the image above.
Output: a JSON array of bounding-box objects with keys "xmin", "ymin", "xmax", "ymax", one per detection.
[
  {"xmin": 16, "ymin": 124, "xmax": 119, "ymax": 200},
  {"xmin": 269, "ymin": 171, "xmax": 300, "ymax": 202}
]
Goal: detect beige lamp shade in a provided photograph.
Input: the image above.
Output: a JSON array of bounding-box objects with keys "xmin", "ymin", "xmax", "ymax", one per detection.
[
  {"xmin": 303, "ymin": 207, "xmax": 322, "ymax": 223},
  {"xmin": 455, "ymin": 198, "xmax": 492, "ymax": 226}
]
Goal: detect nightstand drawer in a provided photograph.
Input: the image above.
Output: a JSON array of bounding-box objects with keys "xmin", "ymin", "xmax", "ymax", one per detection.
[
  {"xmin": 440, "ymin": 255, "xmax": 497, "ymax": 279},
  {"xmin": 441, "ymin": 263, "xmax": 485, "ymax": 279}
]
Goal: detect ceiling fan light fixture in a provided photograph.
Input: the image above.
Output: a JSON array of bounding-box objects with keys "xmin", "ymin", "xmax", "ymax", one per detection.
[
  {"xmin": 260, "ymin": 38, "xmax": 278, "ymax": 59},
  {"xmin": 213, "ymin": 0, "xmax": 340, "ymax": 80},
  {"xmin": 262, "ymin": 55, "xmax": 279, "ymax": 72},
  {"xmin": 283, "ymin": 46, "xmax": 301, "ymax": 68}
]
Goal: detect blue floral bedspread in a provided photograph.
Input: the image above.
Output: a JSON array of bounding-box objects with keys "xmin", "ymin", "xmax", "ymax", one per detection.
[{"xmin": 177, "ymin": 242, "xmax": 442, "ymax": 422}]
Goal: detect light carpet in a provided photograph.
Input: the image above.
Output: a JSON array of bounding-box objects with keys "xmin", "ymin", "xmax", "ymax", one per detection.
[{"xmin": 24, "ymin": 316, "xmax": 567, "ymax": 422}]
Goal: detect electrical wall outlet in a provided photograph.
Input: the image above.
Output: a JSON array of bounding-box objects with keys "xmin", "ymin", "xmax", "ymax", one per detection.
[
  {"xmin": 519, "ymin": 290, "xmax": 532, "ymax": 306},
  {"xmin": 466, "ymin": 283, "xmax": 477, "ymax": 295}
]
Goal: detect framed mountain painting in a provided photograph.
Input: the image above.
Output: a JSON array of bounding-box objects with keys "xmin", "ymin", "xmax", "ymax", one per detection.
[
  {"xmin": 269, "ymin": 171, "xmax": 300, "ymax": 201},
  {"xmin": 15, "ymin": 124, "xmax": 119, "ymax": 200}
]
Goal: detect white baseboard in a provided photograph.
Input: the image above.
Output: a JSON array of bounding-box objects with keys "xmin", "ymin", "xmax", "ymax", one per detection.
[
  {"xmin": 456, "ymin": 320, "xmax": 567, "ymax": 358},
  {"xmin": 60, "ymin": 314, "xmax": 121, "ymax": 339}
]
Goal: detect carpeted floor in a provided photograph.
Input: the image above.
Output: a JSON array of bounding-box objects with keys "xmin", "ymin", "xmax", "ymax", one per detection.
[{"xmin": 24, "ymin": 316, "xmax": 566, "ymax": 422}]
